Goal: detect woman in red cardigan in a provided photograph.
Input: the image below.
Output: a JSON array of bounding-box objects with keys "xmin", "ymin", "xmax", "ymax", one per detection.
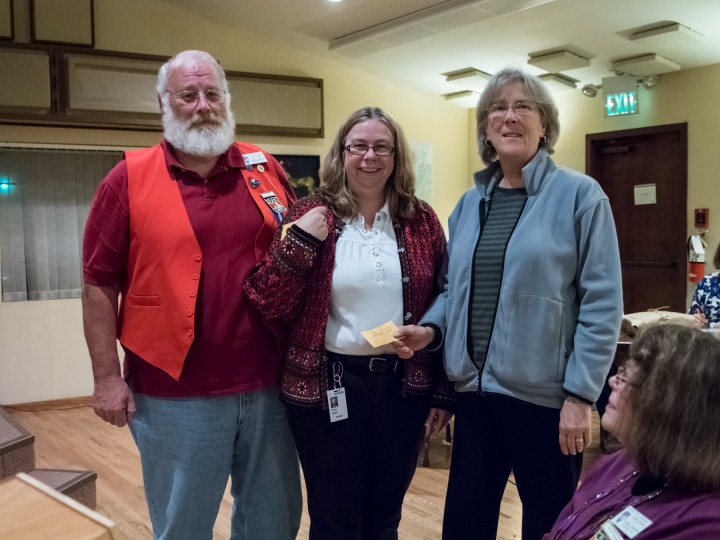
[{"xmin": 244, "ymin": 107, "xmax": 454, "ymax": 539}]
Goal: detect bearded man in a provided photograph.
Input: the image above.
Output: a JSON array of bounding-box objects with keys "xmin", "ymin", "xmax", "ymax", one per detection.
[{"xmin": 82, "ymin": 50, "xmax": 301, "ymax": 540}]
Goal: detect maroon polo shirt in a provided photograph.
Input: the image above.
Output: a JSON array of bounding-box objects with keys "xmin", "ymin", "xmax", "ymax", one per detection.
[{"xmin": 83, "ymin": 139, "xmax": 295, "ymax": 397}]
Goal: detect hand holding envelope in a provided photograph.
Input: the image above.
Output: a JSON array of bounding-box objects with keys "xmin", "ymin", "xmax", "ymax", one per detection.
[{"xmin": 361, "ymin": 322, "xmax": 452, "ymax": 440}]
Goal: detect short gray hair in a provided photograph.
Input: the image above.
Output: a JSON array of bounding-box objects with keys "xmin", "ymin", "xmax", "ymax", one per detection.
[
  {"xmin": 475, "ymin": 67, "xmax": 560, "ymax": 166},
  {"xmin": 156, "ymin": 50, "xmax": 228, "ymax": 95}
]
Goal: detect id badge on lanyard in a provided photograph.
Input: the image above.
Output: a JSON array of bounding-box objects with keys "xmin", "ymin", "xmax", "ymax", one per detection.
[{"xmin": 327, "ymin": 361, "xmax": 348, "ymax": 422}]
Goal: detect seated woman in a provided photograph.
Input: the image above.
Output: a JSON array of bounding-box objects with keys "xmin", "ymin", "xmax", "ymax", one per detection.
[
  {"xmin": 544, "ymin": 324, "xmax": 720, "ymax": 540},
  {"xmin": 244, "ymin": 106, "xmax": 454, "ymax": 539},
  {"xmin": 689, "ymin": 242, "xmax": 720, "ymax": 329}
]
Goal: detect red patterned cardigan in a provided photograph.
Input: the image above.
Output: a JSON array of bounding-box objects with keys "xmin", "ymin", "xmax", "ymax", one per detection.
[{"xmin": 244, "ymin": 196, "xmax": 455, "ymax": 411}]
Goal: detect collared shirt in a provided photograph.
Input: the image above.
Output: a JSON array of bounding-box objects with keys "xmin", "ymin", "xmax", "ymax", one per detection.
[
  {"xmin": 83, "ymin": 139, "xmax": 294, "ymax": 397},
  {"xmin": 324, "ymin": 202, "xmax": 403, "ymax": 356}
]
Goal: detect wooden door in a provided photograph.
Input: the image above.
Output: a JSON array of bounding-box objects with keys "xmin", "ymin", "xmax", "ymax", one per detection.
[{"xmin": 586, "ymin": 124, "xmax": 688, "ymax": 313}]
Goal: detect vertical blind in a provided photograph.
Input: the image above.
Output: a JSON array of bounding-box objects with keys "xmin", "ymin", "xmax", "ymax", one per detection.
[{"xmin": 0, "ymin": 147, "xmax": 123, "ymax": 302}]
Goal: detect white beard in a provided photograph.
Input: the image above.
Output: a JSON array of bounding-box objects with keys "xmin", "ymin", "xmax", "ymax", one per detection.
[{"xmin": 162, "ymin": 97, "xmax": 236, "ymax": 158}]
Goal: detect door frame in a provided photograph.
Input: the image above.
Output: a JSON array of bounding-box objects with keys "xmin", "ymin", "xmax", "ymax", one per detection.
[
  {"xmin": 586, "ymin": 122, "xmax": 689, "ymax": 312},
  {"xmin": 586, "ymin": 123, "xmax": 687, "ymax": 179}
]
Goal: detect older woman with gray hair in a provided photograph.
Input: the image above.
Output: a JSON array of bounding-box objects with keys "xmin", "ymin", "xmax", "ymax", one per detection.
[{"xmin": 402, "ymin": 67, "xmax": 623, "ymax": 539}]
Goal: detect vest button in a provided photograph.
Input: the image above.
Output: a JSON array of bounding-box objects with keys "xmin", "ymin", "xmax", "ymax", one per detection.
[
  {"xmin": 190, "ymin": 291, "xmax": 196, "ymax": 298},
  {"xmin": 192, "ymin": 274, "xmax": 198, "ymax": 280},
  {"xmin": 187, "ymin": 330, "xmax": 193, "ymax": 337},
  {"xmin": 187, "ymin": 310, "xmax": 193, "ymax": 317},
  {"xmin": 195, "ymin": 255, "xmax": 201, "ymax": 262}
]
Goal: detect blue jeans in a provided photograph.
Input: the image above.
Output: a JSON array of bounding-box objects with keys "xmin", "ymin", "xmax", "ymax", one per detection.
[{"xmin": 129, "ymin": 388, "xmax": 302, "ymax": 540}]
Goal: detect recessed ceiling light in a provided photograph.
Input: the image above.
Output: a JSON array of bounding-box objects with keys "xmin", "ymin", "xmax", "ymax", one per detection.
[
  {"xmin": 443, "ymin": 90, "xmax": 480, "ymax": 108},
  {"xmin": 444, "ymin": 68, "xmax": 492, "ymax": 91},
  {"xmin": 329, "ymin": 0, "xmax": 556, "ymax": 55},
  {"xmin": 528, "ymin": 50, "xmax": 590, "ymax": 72},
  {"xmin": 631, "ymin": 23, "xmax": 703, "ymax": 44},
  {"xmin": 612, "ymin": 54, "xmax": 680, "ymax": 77},
  {"xmin": 538, "ymin": 73, "xmax": 577, "ymax": 93}
]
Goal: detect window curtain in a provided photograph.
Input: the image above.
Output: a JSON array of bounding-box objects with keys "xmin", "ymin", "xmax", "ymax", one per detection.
[{"xmin": 0, "ymin": 148, "xmax": 122, "ymax": 302}]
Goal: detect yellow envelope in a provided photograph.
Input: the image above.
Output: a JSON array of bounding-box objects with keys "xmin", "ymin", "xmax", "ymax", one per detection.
[
  {"xmin": 361, "ymin": 321, "xmax": 399, "ymax": 348},
  {"xmin": 281, "ymin": 221, "xmax": 296, "ymax": 240}
]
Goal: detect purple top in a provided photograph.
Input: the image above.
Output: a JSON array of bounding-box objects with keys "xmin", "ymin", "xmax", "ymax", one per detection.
[{"xmin": 544, "ymin": 451, "xmax": 720, "ymax": 540}]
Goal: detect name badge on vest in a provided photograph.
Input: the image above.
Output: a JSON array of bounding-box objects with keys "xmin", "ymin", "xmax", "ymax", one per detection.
[
  {"xmin": 260, "ymin": 191, "xmax": 287, "ymax": 223},
  {"xmin": 242, "ymin": 151, "xmax": 268, "ymax": 170}
]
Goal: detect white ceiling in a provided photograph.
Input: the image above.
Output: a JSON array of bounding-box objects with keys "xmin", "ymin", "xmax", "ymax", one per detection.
[{"xmin": 158, "ymin": 0, "xmax": 720, "ymax": 103}]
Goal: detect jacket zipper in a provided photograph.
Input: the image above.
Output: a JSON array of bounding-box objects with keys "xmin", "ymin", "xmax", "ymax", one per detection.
[
  {"xmin": 468, "ymin": 197, "xmax": 488, "ymax": 393},
  {"xmin": 473, "ymin": 194, "xmax": 529, "ymax": 394}
]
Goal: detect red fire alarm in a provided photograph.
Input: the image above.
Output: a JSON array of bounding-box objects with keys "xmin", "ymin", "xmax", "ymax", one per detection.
[{"xmin": 695, "ymin": 209, "xmax": 709, "ymax": 229}]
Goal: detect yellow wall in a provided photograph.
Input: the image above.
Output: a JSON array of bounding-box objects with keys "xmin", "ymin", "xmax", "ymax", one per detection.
[
  {"xmin": 468, "ymin": 62, "xmax": 720, "ymax": 308},
  {"xmin": 0, "ymin": 0, "xmax": 469, "ymax": 404}
]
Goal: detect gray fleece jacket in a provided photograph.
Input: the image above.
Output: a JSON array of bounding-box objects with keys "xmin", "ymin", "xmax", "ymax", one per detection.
[{"xmin": 420, "ymin": 149, "xmax": 622, "ymax": 409}]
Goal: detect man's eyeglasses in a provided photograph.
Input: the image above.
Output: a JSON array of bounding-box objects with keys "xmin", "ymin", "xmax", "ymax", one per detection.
[
  {"xmin": 167, "ymin": 89, "xmax": 226, "ymax": 104},
  {"xmin": 344, "ymin": 144, "xmax": 395, "ymax": 156},
  {"xmin": 487, "ymin": 101, "xmax": 538, "ymax": 120}
]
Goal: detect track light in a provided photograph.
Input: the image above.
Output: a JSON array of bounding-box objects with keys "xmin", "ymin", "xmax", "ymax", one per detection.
[
  {"xmin": 641, "ymin": 75, "xmax": 659, "ymax": 90},
  {"xmin": 581, "ymin": 84, "xmax": 598, "ymax": 98}
]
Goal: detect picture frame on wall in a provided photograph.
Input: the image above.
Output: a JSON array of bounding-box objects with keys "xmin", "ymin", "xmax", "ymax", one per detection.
[
  {"xmin": 274, "ymin": 155, "xmax": 321, "ymax": 199},
  {"xmin": 0, "ymin": 0, "xmax": 14, "ymax": 41},
  {"xmin": 31, "ymin": 0, "xmax": 94, "ymax": 47}
]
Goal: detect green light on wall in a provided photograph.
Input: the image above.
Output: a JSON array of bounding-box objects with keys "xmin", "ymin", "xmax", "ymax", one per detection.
[{"xmin": 605, "ymin": 92, "xmax": 638, "ymax": 117}]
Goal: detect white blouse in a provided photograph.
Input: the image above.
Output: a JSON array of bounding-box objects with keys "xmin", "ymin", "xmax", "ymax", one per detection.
[{"xmin": 324, "ymin": 203, "xmax": 404, "ymax": 356}]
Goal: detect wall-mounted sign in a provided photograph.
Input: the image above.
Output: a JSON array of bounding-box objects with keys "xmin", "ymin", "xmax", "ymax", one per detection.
[
  {"xmin": 633, "ymin": 183, "xmax": 656, "ymax": 205},
  {"xmin": 605, "ymin": 91, "xmax": 638, "ymax": 117}
]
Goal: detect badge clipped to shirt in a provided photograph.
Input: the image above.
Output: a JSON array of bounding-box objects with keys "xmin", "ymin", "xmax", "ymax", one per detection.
[
  {"xmin": 327, "ymin": 361, "xmax": 348, "ymax": 422},
  {"xmin": 242, "ymin": 151, "xmax": 268, "ymax": 171},
  {"xmin": 611, "ymin": 506, "xmax": 652, "ymax": 538},
  {"xmin": 260, "ymin": 191, "xmax": 287, "ymax": 224}
]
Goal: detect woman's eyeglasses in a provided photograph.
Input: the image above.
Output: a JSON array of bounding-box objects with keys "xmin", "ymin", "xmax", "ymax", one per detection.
[
  {"xmin": 615, "ymin": 364, "xmax": 631, "ymax": 385},
  {"xmin": 344, "ymin": 144, "xmax": 395, "ymax": 156},
  {"xmin": 487, "ymin": 101, "xmax": 538, "ymax": 120}
]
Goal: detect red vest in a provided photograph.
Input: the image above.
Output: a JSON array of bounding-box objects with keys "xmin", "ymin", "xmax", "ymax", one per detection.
[{"xmin": 119, "ymin": 142, "xmax": 290, "ymax": 380}]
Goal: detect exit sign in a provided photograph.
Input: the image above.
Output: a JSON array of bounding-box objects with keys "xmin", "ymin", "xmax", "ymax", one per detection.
[{"xmin": 605, "ymin": 92, "xmax": 639, "ymax": 117}]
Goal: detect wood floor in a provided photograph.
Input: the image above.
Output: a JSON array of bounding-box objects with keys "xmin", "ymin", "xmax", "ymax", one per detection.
[{"xmin": 5, "ymin": 406, "xmax": 603, "ymax": 540}]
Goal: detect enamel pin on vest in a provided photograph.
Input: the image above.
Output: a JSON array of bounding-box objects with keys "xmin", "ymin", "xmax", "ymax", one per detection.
[{"xmin": 260, "ymin": 191, "xmax": 287, "ymax": 223}]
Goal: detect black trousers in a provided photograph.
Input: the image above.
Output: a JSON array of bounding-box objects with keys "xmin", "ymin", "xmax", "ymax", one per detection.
[
  {"xmin": 443, "ymin": 393, "xmax": 582, "ymax": 540},
  {"xmin": 286, "ymin": 358, "xmax": 429, "ymax": 540}
]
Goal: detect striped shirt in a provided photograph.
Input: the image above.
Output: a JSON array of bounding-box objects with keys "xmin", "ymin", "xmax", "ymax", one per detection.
[{"xmin": 468, "ymin": 186, "xmax": 528, "ymax": 371}]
